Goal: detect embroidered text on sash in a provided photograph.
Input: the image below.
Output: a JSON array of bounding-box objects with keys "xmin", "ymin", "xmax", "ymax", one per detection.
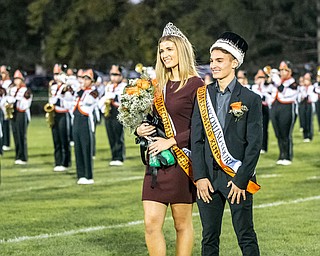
[{"xmin": 197, "ymin": 85, "xmax": 260, "ymax": 194}]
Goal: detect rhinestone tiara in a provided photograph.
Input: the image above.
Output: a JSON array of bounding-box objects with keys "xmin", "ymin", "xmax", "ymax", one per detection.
[{"xmin": 162, "ymin": 22, "xmax": 187, "ymax": 40}]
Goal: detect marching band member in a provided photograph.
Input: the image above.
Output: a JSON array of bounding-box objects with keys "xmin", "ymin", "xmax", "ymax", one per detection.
[
  {"xmin": 270, "ymin": 60, "xmax": 298, "ymax": 165},
  {"xmin": 298, "ymin": 73, "xmax": 318, "ymax": 142},
  {"xmin": 8, "ymin": 70, "xmax": 32, "ymax": 165},
  {"xmin": 73, "ymin": 69, "xmax": 98, "ymax": 185},
  {"xmin": 251, "ymin": 69, "xmax": 273, "ymax": 153},
  {"xmin": 297, "ymin": 75, "xmax": 305, "ymax": 132},
  {"xmin": 67, "ymin": 68, "xmax": 85, "ymax": 147},
  {"xmin": 48, "ymin": 64, "xmax": 72, "ymax": 172},
  {"xmin": 314, "ymin": 68, "xmax": 320, "ymax": 133},
  {"xmin": 237, "ymin": 69, "xmax": 251, "ymax": 89},
  {"xmin": 76, "ymin": 69, "xmax": 84, "ymax": 90},
  {"xmin": 91, "ymin": 71, "xmax": 103, "ymax": 159},
  {"xmin": 98, "ymin": 65, "xmax": 126, "ymax": 166},
  {"xmin": 0, "ymin": 82, "xmax": 7, "ymax": 155},
  {"xmin": 0, "ymin": 65, "xmax": 13, "ymax": 151},
  {"xmin": 65, "ymin": 68, "xmax": 80, "ymax": 147},
  {"xmin": 66, "ymin": 68, "xmax": 80, "ymax": 93}
]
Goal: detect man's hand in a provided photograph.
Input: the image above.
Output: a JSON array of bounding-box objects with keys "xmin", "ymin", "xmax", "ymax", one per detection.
[
  {"xmin": 196, "ymin": 178, "xmax": 214, "ymax": 203},
  {"xmin": 227, "ymin": 181, "xmax": 246, "ymax": 204}
]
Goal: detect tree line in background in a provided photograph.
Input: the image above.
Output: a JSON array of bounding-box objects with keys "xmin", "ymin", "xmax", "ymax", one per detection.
[{"xmin": 0, "ymin": 0, "xmax": 319, "ymax": 78}]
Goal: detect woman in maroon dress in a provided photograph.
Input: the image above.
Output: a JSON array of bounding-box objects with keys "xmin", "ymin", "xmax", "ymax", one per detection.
[{"xmin": 136, "ymin": 22, "xmax": 203, "ymax": 256}]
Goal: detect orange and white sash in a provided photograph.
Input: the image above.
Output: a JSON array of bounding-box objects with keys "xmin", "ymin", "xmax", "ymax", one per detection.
[
  {"xmin": 197, "ymin": 85, "xmax": 260, "ymax": 194},
  {"xmin": 154, "ymin": 93, "xmax": 193, "ymax": 181}
]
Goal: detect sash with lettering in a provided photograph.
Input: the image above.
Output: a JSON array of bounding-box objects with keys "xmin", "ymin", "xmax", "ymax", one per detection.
[
  {"xmin": 154, "ymin": 92, "xmax": 194, "ymax": 182},
  {"xmin": 197, "ymin": 85, "xmax": 260, "ymax": 194}
]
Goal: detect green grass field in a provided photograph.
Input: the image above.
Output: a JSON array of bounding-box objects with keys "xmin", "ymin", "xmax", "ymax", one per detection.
[{"xmin": 0, "ymin": 116, "xmax": 319, "ymax": 256}]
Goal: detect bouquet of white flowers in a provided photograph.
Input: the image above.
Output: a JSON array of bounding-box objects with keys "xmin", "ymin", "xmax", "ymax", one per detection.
[
  {"xmin": 117, "ymin": 76, "xmax": 157, "ymax": 131},
  {"xmin": 118, "ymin": 68, "xmax": 176, "ymax": 171}
]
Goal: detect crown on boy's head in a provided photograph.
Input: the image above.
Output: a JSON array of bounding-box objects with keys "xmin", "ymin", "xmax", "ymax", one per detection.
[
  {"xmin": 162, "ymin": 22, "xmax": 187, "ymax": 40},
  {"xmin": 210, "ymin": 32, "xmax": 248, "ymax": 68}
]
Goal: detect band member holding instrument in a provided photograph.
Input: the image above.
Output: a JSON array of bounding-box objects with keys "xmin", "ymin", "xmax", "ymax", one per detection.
[
  {"xmin": 98, "ymin": 65, "xmax": 126, "ymax": 166},
  {"xmin": 298, "ymin": 72, "xmax": 318, "ymax": 142},
  {"xmin": 0, "ymin": 65, "xmax": 13, "ymax": 151},
  {"xmin": 0, "ymin": 83, "xmax": 6, "ymax": 155},
  {"xmin": 8, "ymin": 70, "xmax": 32, "ymax": 165},
  {"xmin": 48, "ymin": 64, "xmax": 72, "ymax": 172},
  {"xmin": 191, "ymin": 32, "xmax": 261, "ymax": 255},
  {"xmin": 73, "ymin": 69, "xmax": 98, "ymax": 185},
  {"xmin": 270, "ymin": 60, "xmax": 298, "ymax": 165},
  {"xmin": 314, "ymin": 67, "xmax": 320, "ymax": 132},
  {"xmin": 251, "ymin": 69, "xmax": 273, "ymax": 154}
]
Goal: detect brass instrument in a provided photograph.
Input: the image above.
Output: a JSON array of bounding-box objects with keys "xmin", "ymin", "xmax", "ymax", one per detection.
[
  {"xmin": 5, "ymin": 102, "xmax": 14, "ymax": 119},
  {"xmin": 135, "ymin": 63, "xmax": 148, "ymax": 79},
  {"xmin": 263, "ymin": 65, "xmax": 272, "ymax": 76},
  {"xmin": 103, "ymin": 81, "xmax": 113, "ymax": 117},
  {"xmin": 44, "ymin": 103, "xmax": 55, "ymax": 128},
  {"xmin": 44, "ymin": 81, "xmax": 55, "ymax": 128},
  {"xmin": 104, "ymin": 98, "xmax": 112, "ymax": 117},
  {"xmin": 5, "ymin": 83, "xmax": 16, "ymax": 119},
  {"xmin": 135, "ymin": 63, "xmax": 144, "ymax": 74},
  {"xmin": 317, "ymin": 66, "xmax": 320, "ymax": 76}
]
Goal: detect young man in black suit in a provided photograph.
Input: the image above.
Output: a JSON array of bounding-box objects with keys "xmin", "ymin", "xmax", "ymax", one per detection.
[{"xmin": 191, "ymin": 32, "xmax": 262, "ymax": 256}]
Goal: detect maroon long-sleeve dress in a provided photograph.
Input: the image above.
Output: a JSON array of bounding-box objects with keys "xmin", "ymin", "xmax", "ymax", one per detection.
[{"xmin": 142, "ymin": 76, "xmax": 204, "ymax": 204}]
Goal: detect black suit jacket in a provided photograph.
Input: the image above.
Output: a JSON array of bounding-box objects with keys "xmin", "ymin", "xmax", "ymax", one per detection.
[{"xmin": 191, "ymin": 80, "xmax": 262, "ymax": 193}]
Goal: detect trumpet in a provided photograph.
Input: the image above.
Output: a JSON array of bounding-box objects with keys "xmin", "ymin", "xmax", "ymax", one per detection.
[
  {"xmin": 104, "ymin": 98, "xmax": 112, "ymax": 117},
  {"xmin": 263, "ymin": 65, "xmax": 272, "ymax": 76},
  {"xmin": 135, "ymin": 63, "xmax": 149, "ymax": 79},
  {"xmin": 5, "ymin": 102, "xmax": 14, "ymax": 119},
  {"xmin": 44, "ymin": 103, "xmax": 55, "ymax": 128},
  {"xmin": 5, "ymin": 83, "xmax": 16, "ymax": 120},
  {"xmin": 103, "ymin": 81, "xmax": 115, "ymax": 117},
  {"xmin": 44, "ymin": 79, "xmax": 55, "ymax": 128},
  {"xmin": 135, "ymin": 63, "xmax": 144, "ymax": 74}
]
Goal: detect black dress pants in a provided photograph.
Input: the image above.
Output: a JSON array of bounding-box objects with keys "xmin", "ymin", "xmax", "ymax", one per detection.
[
  {"xmin": 270, "ymin": 101, "xmax": 296, "ymax": 160},
  {"xmin": 299, "ymin": 101, "xmax": 313, "ymax": 140},
  {"xmin": 0, "ymin": 111, "xmax": 4, "ymax": 154},
  {"xmin": 73, "ymin": 113, "xmax": 93, "ymax": 179},
  {"xmin": 104, "ymin": 115, "xmax": 125, "ymax": 161},
  {"xmin": 315, "ymin": 100, "xmax": 320, "ymax": 132},
  {"xmin": 197, "ymin": 190, "xmax": 259, "ymax": 256},
  {"xmin": 3, "ymin": 119, "xmax": 10, "ymax": 147},
  {"xmin": 11, "ymin": 112, "xmax": 28, "ymax": 161},
  {"xmin": 52, "ymin": 112, "xmax": 71, "ymax": 167},
  {"xmin": 261, "ymin": 105, "xmax": 269, "ymax": 152}
]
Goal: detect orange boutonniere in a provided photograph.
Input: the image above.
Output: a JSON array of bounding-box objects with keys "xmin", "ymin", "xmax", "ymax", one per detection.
[{"xmin": 229, "ymin": 101, "xmax": 248, "ymax": 121}]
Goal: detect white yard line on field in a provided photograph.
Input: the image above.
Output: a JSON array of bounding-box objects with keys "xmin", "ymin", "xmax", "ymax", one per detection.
[
  {"xmin": 3, "ymin": 173, "xmax": 305, "ymax": 195},
  {"xmin": 0, "ymin": 195, "xmax": 319, "ymax": 244},
  {"xmin": 1, "ymin": 176, "xmax": 144, "ymax": 195},
  {"xmin": 306, "ymin": 176, "xmax": 320, "ymax": 180},
  {"xmin": 0, "ymin": 221, "xmax": 144, "ymax": 244},
  {"xmin": 258, "ymin": 174, "xmax": 282, "ymax": 178},
  {"xmin": 252, "ymin": 195, "xmax": 320, "ymax": 208}
]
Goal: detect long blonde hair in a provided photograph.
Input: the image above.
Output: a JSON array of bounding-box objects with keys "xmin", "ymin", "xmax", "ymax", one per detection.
[{"xmin": 155, "ymin": 35, "xmax": 199, "ymax": 93}]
